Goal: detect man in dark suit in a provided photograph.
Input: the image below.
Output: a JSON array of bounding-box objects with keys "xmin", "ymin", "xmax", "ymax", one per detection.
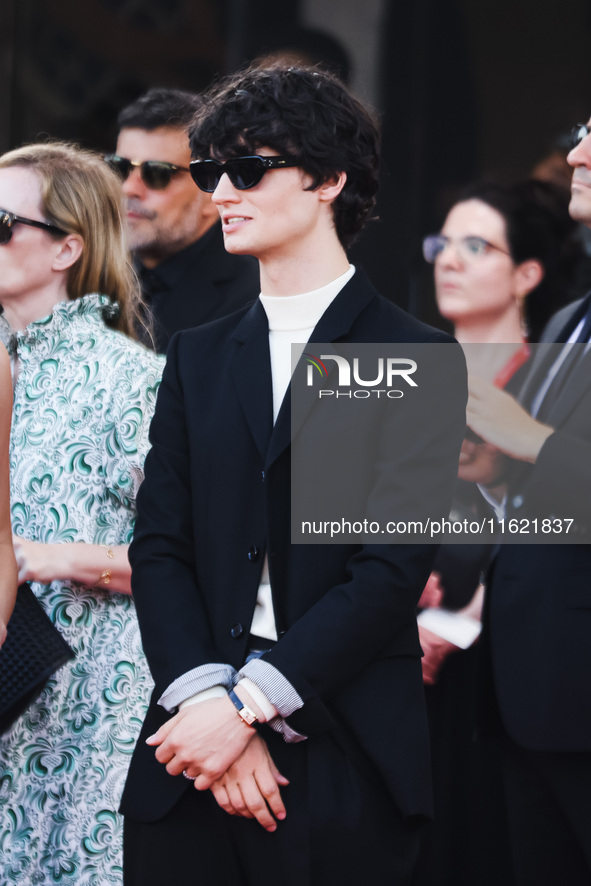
[
  {"xmin": 121, "ymin": 64, "xmax": 466, "ymax": 885},
  {"xmin": 461, "ymin": 119, "xmax": 591, "ymax": 886},
  {"xmin": 109, "ymin": 88, "xmax": 259, "ymax": 351}
]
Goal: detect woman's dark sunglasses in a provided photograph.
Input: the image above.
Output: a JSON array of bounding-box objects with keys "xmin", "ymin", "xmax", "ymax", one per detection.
[
  {"xmin": 104, "ymin": 154, "xmax": 190, "ymax": 190},
  {"xmin": 0, "ymin": 209, "xmax": 65, "ymax": 245},
  {"xmin": 189, "ymin": 155, "xmax": 299, "ymax": 192},
  {"xmin": 570, "ymin": 123, "xmax": 591, "ymax": 149}
]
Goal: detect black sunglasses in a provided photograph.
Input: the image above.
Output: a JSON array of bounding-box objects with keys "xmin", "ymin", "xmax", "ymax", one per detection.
[
  {"xmin": 189, "ymin": 155, "xmax": 299, "ymax": 192},
  {"xmin": 104, "ymin": 154, "xmax": 190, "ymax": 190},
  {"xmin": 570, "ymin": 123, "xmax": 591, "ymax": 150},
  {"xmin": 0, "ymin": 209, "xmax": 65, "ymax": 245}
]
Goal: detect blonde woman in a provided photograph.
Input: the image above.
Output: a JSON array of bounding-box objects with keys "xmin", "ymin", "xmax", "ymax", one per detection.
[{"xmin": 0, "ymin": 143, "xmax": 164, "ymax": 885}]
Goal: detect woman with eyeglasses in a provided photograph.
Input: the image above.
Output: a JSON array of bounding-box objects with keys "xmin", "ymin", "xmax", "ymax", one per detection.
[
  {"xmin": 424, "ymin": 179, "xmax": 583, "ymax": 362},
  {"xmin": 413, "ymin": 179, "xmax": 585, "ymax": 886},
  {"xmin": 420, "ymin": 181, "xmax": 584, "ymax": 612},
  {"xmin": 0, "ymin": 142, "xmax": 164, "ymax": 886}
]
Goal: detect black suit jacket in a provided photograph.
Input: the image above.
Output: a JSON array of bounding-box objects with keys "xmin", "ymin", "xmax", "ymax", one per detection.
[
  {"xmin": 121, "ymin": 268, "xmax": 467, "ymax": 822},
  {"xmin": 137, "ymin": 222, "xmax": 259, "ymax": 352},
  {"xmin": 485, "ymin": 294, "xmax": 591, "ymax": 752}
]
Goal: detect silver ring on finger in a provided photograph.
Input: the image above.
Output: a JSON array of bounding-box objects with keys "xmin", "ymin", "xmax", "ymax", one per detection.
[{"xmin": 182, "ymin": 770, "xmax": 196, "ymax": 781}]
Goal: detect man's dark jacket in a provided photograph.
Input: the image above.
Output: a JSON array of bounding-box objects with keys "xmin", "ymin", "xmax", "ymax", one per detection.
[
  {"xmin": 137, "ymin": 222, "xmax": 259, "ymax": 352},
  {"xmin": 483, "ymin": 294, "xmax": 591, "ymax": 751},
  {"xmin": 122, "ymin": 268, "xmax": 467, "ymax": 823}
]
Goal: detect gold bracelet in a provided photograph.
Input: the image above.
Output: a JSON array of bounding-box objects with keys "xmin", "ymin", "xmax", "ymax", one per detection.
[{"xmin": 97, "ymin": 544, "xmax": 115, "ymax": 586}]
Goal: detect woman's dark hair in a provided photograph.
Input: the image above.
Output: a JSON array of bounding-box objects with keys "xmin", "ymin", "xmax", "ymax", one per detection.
[
  {"xmin": 188, "ymin": 62, "xmax": 381, "ymax": 249},
  {"xmin": 455, "ymin": 180, "xmax": 585, "ymax": 341}
]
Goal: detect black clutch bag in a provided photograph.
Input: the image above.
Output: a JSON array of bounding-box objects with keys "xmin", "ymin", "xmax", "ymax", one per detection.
[{"xmin": 0, "ymin": 582, "xmax": 75, "ymax": 733}]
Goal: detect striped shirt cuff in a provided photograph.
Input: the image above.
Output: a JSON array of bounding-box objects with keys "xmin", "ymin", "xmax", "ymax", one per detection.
[
  {"xmin": 238, "ymin": 658, "xmax": 307, "ymax": 743},
  {"xmin": 158, "ymin": 663, "xmax": 237, "ymax": 712},
  {"xmin": 267, "ymin": 716, "xmax": 307, "ymax": 743}
]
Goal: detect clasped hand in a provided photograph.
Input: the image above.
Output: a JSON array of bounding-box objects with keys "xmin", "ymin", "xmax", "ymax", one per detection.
[{"xmin": 146, "ymin": 697, "xmax": 289, "ymax": 831}]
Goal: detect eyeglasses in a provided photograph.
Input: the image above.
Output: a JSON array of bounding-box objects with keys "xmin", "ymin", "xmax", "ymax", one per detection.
[
  {"xmin": 423, "ymin": 234, "xmax": 511, "ymax": 264},
  {"xmin": 189, "ymin": 155, "xmax": 299, "ymax": 192},
  {"xmin": 104, "ymin": 154, "xmax": 190, "ymax": 190},
  {"xmin": 0, "ymin": 209, "xmax": 65, "ymax": 245},
  {"xmin": 570, "ymin": 123, "xmax": 591, "ymax": 150}
]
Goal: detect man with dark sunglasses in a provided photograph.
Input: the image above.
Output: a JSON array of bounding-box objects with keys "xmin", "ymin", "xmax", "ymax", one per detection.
[
  {"xmin": 122, "ymin": 63, "xmax": 466, "ymax": 886},
  {"xmin": 112, "ymin": 87, "xmax": 259, "ymax": 352}
]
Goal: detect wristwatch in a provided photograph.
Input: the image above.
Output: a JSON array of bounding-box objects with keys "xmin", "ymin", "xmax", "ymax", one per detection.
[{"xmin": 227, "ymin": 688, "xmax": 259, "ymax": 727}]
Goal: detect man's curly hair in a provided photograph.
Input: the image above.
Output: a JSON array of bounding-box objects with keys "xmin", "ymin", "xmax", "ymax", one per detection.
[{"xmin": 189, "ymin": 63, "xmax": 381, "ymax": 249}]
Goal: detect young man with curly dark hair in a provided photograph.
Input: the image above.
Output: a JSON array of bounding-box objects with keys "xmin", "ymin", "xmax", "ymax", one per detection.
[{"xmin": 122, "ymin": 63, "xmax": 466, "ymax": 885}]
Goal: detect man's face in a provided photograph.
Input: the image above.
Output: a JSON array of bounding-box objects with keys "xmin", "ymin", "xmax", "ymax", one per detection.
[
  {"xmin": 115, "ymin": 126, "xmax": 217, "ymax": 268},
  {"xmin": 209, "ymin": 150, "xmax": 337, "ymax": 265},
  {"xmin": 567, "ymin": 117, "xmax": 591, "ymax": 226}
]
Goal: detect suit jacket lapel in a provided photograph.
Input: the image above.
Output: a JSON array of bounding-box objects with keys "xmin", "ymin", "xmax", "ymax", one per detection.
[
  {"xmin": 540, "ymin": 295, "xmax": 591, "ymax": 344},
  {"xmin": 230, "ymin": 301, "xmax": 274, "ymax": 462},
  {"xmin": 517, "ymin": 294, "xmax": 591, "ymax": 409},
  {"xmin": 509, "ymin": 294, "xmax": 591, "ymax": 491},
  {"xmin": 265, "ymin": 269, "xmax": 377, "ymax": 469},
  {"xmin": 541, "ymin": 347, "xmax": 591, "ymax": 427}
]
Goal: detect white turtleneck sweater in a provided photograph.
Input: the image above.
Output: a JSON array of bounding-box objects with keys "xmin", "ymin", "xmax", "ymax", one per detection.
[{"xmin": 251, "ymin": 264, "xmax": 355, "ymax": 641}]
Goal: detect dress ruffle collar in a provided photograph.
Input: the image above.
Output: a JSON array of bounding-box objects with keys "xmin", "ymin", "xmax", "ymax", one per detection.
[{"xmin": 0, "ymin": 294, "xmax": 117, "ymax": 351}]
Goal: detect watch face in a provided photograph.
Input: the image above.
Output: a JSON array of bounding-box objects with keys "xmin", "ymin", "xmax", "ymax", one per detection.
[
  {"xmin": 228, "ymin": 689, "xmax": 257, "ymax": 726},
  {"xmin": 237, "ymin": 702, "xmax": 257, "ymax": 726}
]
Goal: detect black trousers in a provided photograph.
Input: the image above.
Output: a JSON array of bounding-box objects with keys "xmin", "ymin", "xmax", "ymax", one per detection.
[
  {"xmin": 124, "ymin": 729, "xmax": 420, "ymax": 886},
  {"xmin": 501, "ymin": 734, "xmax": 591, "ymax": 886}
]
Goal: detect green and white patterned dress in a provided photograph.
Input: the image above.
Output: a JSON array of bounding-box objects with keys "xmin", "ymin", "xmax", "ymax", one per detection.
[{"xmin": 0, "ymin": 295, "xmax": 164, "ymax": 885}]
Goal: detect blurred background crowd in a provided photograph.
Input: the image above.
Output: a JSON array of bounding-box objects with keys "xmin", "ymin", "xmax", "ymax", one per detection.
[
  {"xmin": 1, "ymin": 2, "xmax": 591, "ymax": 885},
  {"xmin": 3, "ymin": 0, "xmax": 591, "ymax": 322}
]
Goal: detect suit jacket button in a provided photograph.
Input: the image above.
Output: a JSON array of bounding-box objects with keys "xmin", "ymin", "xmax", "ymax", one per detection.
[
  {"xmin": 230, "ymin": 623, "xmax": 244, "ymax": 638},
  {"xmin": 248, "ymin": 545, "xmax": 259, "ymax": 561}
]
